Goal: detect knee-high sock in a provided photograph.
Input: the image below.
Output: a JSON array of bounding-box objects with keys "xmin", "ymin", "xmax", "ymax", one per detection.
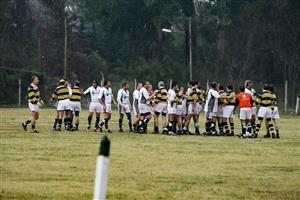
[
  {"xmin": 88, "ymin": 116, "xmax": 92, "ymax": 126},
  {"xmin": 118, "ymin": 118, "xmax": 123, "ymax": 129},
  {"xmin": 95, "ymin": 117, "xmax": 100, "ymax": 128},
  {"xmin": 104, "ymin": 119, "xmax": 109, "ymax": 130},
  {"xmin": 256, "ymin": 124, "xmax": 261, "ymax": 134},
  {"xmin": 230, "ymin": 122, "xmax": 234, "ymax": 132}
]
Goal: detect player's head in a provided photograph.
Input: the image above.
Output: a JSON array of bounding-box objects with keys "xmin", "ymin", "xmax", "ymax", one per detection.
[
  {"xmin": 122, "ymin": 82, "xmax": 129, "ymax": 90},
  {"xmin": 158, "ymin": 81, "xmax": 165, "ymax": 88},
  {"xmin": 245, "ymin": 80, "xmax": 253, "ymax": 89},
  {"xmin": 171, "ymin": 81, "xmax": 178, "ymax": 89},
  {"xmin": 219, "ymin": 85, "xmax": 224, "ymax": 91},
  {"xmin": 227, "ymin": 84, "xmax": 233, "ymax": 91},
  {"xmin": 263, "ymin": 84, "xmax": 270, "ymax": 91},
  {"xmin": 239, "ymin": 85, "xmax": 245, "ymax": 92},
  {"xmin": 148, "ymin": 84, "xmax": 153, "ymax": 92},
  {"xmin": 136, "ymin": 82, "xmax": 142, "ymax": 90},
  {"xmin": 143, "ymin": 81, "xmax": 150, "ymax": 89},
  {"xmin": 59, "ymin": 79, "xmax": 65, "ymax": 85},
  {"xmin": 188, "ymin": 81, "xmax": 194, "ymax": 88},
  {"xmin": 104, "ymin": 80, "xmax": 111, "ymax": 88},
  {"xmin": 269, "ymin": 84, "xmax": 274, "ymax": 92},
  {"xmin": 31, "ymin": 76, "xmax": 39, "ymax": 85},
  {"xmin": 211, "ymin": 82, "xmax": 217, "ymax": 90},
  {"xmin": 194, "ymin": 81, "xmax": 199, "ymax": 87},
  {"xmin": 92, "ymin": 80, "xmax": 98, "ymax": 87},
  {"xmin": 74, "ymin": 80, "xmax": 80, "ymax": 87},
  {"xmin": 64, "ymin": 80, "xmax": 70, "ymax": 86}
]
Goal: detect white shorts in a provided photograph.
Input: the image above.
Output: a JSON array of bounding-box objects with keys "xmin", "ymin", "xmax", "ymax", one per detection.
[
  {"xmin": 272, "ymin": 107, "xmax": 280, "ymax": 119},
  {"xmin": 176, "ymin": 105, "xmax": 182, "ymax": 116},
  {"xmin": 194, "ymin": 103, "xmax": 202, "ymax": 115},
  {"xmin": 258, "ymin": 107, "xmax": 272, "ymax": 119},
  {"xmin": 29, "ymin": 103, "xmax": 39, "ymax": 112},
  {"xmin": 239, "ymin": 107, "xmax": 252, "ymax": 120},
  {"xmin": 217, "ymin": 105, "xmax": 223, "ymax": 117},
  {"xmin": 251, "ymin": 107, "xmax": 257, "ymax": 116},
  {"xmin": 118, "ymin": 104, "xmax": 130, "ymax": 114},
  {"xmin": 205, "ymin": 112, "xmax": 217, "ymax": 119},
  {"xmin": 57, "ymin": 99, "xmax": 71, "ymax": 111},
  {"xmin": 187, "ymin": 104, "xmax": 195, "ymax": 115},
  {"xmin": 154, "ymin": 103, "xmax": 167, "ymax": 114},
  {"xmin": 89, "ymin": 102, "xmax": 102, "ymax": 113},
  {"xmin": 139, "ymin": 103, "xmax": 152, "ymax": 114},
  {"xmin": 223, "ymin": 105, "xmax": 234, "ymax": 118},
  {"xmin": 70, "ymin": 101, "xmax": 81, "ymax": 112},
  {"xmin": 102, "ymin": 104, "xmax": 112, "ymax": 113},
  {"xmin": 167, "ymin": 105, "xmax": 177, "ymax": 115}
]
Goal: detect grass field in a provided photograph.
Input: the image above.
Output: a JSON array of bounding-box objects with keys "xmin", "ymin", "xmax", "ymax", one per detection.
[{"xmin": 1, "ymin": 108, "xmax": 300, "ymax": 200}]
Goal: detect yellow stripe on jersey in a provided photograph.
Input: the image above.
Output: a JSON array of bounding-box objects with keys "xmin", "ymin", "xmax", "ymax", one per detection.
[
  {"xmin": 28, "ymin": 85, "xmax": 40, "ymax": 104},
  {"xmin": 224, "ymin": 91, "xmax": 236, "ymax": 105},
  {"xmin": 70, "ymin": 86, "xmax": 81, "ymax": 101},
  {"xmin": 156, "ymin": 88, "xmax": 168, "ymax": 104},
  {"xmin": 175, "ymin": 90, "xmax": 183, "ymax": 105},
  {"xmin": 270, "ymin": 93, "xmax": 277, "ymax": 108},
  {"xmin": 187, "ymin": 88, "xmax": 198, "ymax": 105},
  {"xmin": 51, "ymin": 85, "xmax": 69, "ymax": 101},
  {"xmin": 256, "ymin": 91, "xmax": 274, "ymax": 107}
]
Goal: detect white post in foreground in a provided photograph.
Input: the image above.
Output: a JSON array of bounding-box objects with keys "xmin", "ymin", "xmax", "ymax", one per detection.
[
  {"xmin": 295, "ymin": 97, "xmax": 299, "ymax": 115},
  {"xmin": 93, "ymin": 136, "xmax": 110, "ymax": 200}
]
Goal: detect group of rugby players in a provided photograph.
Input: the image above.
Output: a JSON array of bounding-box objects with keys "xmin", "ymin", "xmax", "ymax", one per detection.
[{"xmin": 22, "ymin": 76, "xmax": 280, "ymax": 139}]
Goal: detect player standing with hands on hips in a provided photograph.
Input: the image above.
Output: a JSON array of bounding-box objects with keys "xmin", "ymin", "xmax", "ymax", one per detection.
[{"xmin": 22, "ymin": 76, "xmax": 44, "ymax": 133}]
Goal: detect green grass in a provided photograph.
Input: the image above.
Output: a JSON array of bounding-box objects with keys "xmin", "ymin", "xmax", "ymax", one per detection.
[{"xmin": 1, "ymin": 108, "xmax": 300, "ymax": 200}]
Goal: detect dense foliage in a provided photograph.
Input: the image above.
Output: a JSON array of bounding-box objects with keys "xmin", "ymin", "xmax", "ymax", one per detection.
[{"xmin": 0, "ymin": 0, "xmax": 299, "ymax": 106}]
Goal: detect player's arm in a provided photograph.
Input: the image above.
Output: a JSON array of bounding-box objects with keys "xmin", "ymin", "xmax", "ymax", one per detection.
[
  {"xmin": 98, "ymin": 89, "xmax": 105, "ymax": 106},
  {"xmin": 83, "ymin": 87, "xmax": 90, "ymax": 95},
  {"xmin": 112, "ymin": 93, "xmax": 117, "ymax": 105},
  {"xmin": 117, "ymin": 90, "xmax": 123, "ymax": 106}
]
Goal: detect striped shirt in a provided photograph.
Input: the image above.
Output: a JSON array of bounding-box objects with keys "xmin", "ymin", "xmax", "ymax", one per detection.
[
  {"xmin": 28, "ymin": 84, "xmax": 40, "ymax": 104},
  {"xmin": 51, "ymin": 85, "xmax": 70, "ymax": 101},
  {"xmin": 70, "ymin": 86, "xmax": 81, "ymax": 101},
  {"xmin": 256, "ymin": 90, "xmax": 274, "ymax": 108}
]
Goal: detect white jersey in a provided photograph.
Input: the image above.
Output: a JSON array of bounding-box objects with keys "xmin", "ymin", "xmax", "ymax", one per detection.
[
  {"xmin": 117, "ymin": 88, "xmax": 130, "ymax": 105},
  {"xmin": 84, "ymin": 86, "xmax": 101, "ymax": 103},
  {"xmin": 99, "ymin": 87, "xmax": 113, "ymax": 104},
  {"xmin": 245, "ymin": 88, "xmax": 255, "ymax": 97},
  {"xmin": 204, "ymin": 89, "xmax": 220, "ymax": 113},
  {"xmin": 139, "ymin": 87, "xmax": 149, "ymax": 104},
  {"xmin": 168, "ymin": 89, "xmax": 177, "ymax": 107}
]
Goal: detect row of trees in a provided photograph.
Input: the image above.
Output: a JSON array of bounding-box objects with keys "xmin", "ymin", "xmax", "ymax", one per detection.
[{"xmin": 0, "ymin": 0, "xmax": 299, "ymax": 107}]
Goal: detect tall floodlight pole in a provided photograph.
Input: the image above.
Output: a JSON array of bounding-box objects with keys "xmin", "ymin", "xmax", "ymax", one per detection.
[
  {"xmin": 189, "ymin": 16, "xmax": 192, "ymax": 81},
  {"xmin": 64, "ymin": 16, "xmax": 67, "ymax": 78}
]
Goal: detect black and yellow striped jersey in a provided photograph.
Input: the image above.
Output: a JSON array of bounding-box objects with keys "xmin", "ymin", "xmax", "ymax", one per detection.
[
  {"xmin": 70, "ymin": 86, "xmax": 82, "ymax": 101},
  {"xmin": 155, "ymin": 88, "xmax": 168, "ymax": 104},
  {"xmin": 271, "ymin": 93, "xmax": 277, "ymax": 108},
  {"xmin": 175, "ymin": 90, "xmax": 184, "ymax": 105},
  {"xmin": 224, "ymin": 90, "xmax": 236, "ymax": 106},
  {"xmin": 27, "ymin": 84, "xmax": 40, "ymax": 104},
  {"xmin": 197, "ymin": 89, "xmax": 206, "ymax": 104},
  {"xmin": 218, "ymin": 90, "xmax": 225, "ymax": 104},
  {"xmin": 186, "ymin": 88, "xmax": 198, "ymax": 105},
  {"xmin": 256, "ymin": 90, "xmax": 274, "ymax": 107},
  {"xmin": 51, "ymin": 85, "xmax": 70, "ymax": 101}
]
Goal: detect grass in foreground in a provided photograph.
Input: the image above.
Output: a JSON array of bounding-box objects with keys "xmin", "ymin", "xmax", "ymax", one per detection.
[{"xmin": 1, "ymin": 108, "xmax": 300, "ymax": 200}]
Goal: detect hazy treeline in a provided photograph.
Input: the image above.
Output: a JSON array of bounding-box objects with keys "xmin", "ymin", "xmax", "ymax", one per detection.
[{"xmin": 0, "ymin": 0, "xmax": 299, "ymax": 107}]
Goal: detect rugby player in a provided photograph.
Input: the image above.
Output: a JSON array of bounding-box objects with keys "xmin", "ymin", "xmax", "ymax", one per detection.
[
  {"xmin": 117, "ymin": 82, "xmax": 132, "ymax": 132},
  {"xmin": 217, "ymin": 84, "xmax": 225, "ymax": 135},
  {"xmin": 84, "ymin": 80, "xmax": 102, "ymax": 131},
  {"xmin": 137, "ymin": 81, "xmax": 152, "ymax": 133},
  {"xmin": 255, "ymin": 84, "xmax": 277, "ymax": 138},
  {"xmin": 50, "ymin": 79, "xmax": 72, "ymax": 131},
  {"xmin": 235, "ymin": 86, "xmax": 254, "ymax": 138},
  {"xmin": 175, "ymin": 86, "xmax": 184, "ymax": 134},
  {"xmin": 182, "ymin": 81, "xmax": 198, "ymax": 134},
  {"xmin": 151, "ymin": 81, "xmax": 168, "ymax": 134},
  {"xmin": 203, "ymin": 82, "xmax": 220, "ymax": 136},
  {"xmin": 98, "ymin": 80, "xmax": 116, "ymax": 133},
  {"xmin": 69, "ymin": 80, "xmax": 82, "ymax": 131},
  {"xmin": 132, "ymin": 83, "xmax": 142, "ymax": 132},
  {"xmin": 22, "ymin": 76, "xmax": 44, "ymax": 133},
  {"xmin": 167, "ymin": 82, "xmax": 179, "ymax": 135},
  {"xmin": 245, "ymin": 80, "xmax": 257, "ymax": 134},
  {"xmin": 222, "ymin": 84, "xmax": 236, "ymax": 136},
  {"xmin": 268, "ymin": 85, "xmax": 280, "ymax": 138}
]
